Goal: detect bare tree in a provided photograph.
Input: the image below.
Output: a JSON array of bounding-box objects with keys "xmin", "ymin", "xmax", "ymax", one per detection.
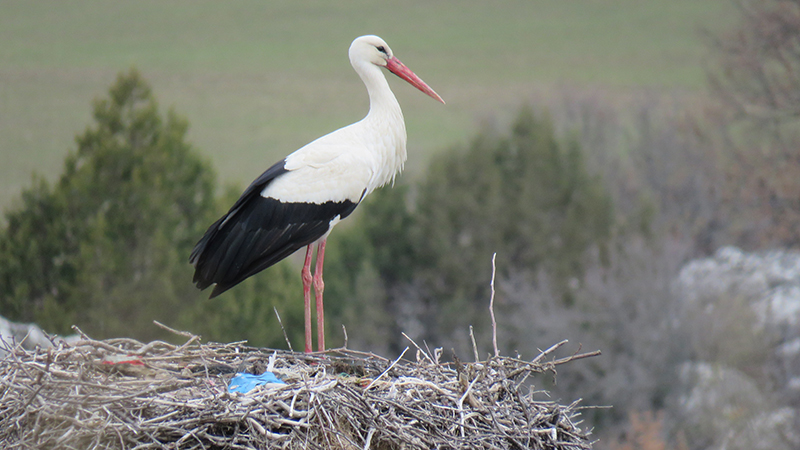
[
  {"xmin": 709, "ymin": 0, "xmax": 800, "ymax": 141},
  {"xmin": 707, "ymin": 0, "xmax": 800, "ymax": 248}
]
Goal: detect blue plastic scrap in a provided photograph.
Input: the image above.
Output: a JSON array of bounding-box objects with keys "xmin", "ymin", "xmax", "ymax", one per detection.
[{"xmin": 228, "ymin": 372, "xmax": 285, "ymax": 394}]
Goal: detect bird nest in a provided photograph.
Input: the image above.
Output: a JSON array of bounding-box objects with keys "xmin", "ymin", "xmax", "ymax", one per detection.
[{"xmin": 0, "ymin": 324, "xmax": 598, "ymax": 449}]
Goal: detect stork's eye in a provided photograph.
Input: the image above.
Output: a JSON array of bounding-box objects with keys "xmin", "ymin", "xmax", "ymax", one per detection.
[{"xmin": 376, "ymin": 46, "xmax": 387, "ymax": 54}]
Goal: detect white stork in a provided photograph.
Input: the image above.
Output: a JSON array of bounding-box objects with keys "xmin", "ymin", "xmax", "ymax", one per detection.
[{"xmin": 190, "ymin": 35, "xmax": 444, "ymax": 353}]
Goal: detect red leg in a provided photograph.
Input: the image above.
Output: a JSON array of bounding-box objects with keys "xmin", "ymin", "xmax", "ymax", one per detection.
[
  {"xmin": 313, "ymin": 239, "xmax": 327, "ymax": 352},
  {"xmin": 302, "ymin": 244, "xmax": 314, "ymax": 353}
]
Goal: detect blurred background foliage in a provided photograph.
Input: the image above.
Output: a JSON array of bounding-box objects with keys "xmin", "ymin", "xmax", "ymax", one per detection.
[
  {"xmin": 3, "ymin": 1, "xmax": 800, "ymax": 449},
  {"xmin": 0, "ymin": 70, "xmax": 218, "ymax": 339}
]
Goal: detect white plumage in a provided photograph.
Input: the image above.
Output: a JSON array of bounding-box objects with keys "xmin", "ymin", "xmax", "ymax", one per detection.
[
  {"xmin": 262, "ymin": 37, "xmax": 415, "ymax": 204},
  {"xmin": 190, "ymin": 35, "xmax": 444, "ymax": 353}
]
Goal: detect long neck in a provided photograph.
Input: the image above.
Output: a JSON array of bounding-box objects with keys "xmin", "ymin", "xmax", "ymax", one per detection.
[
  {"xmin": 359, "ymin": 63, "xmax": 404, "ymax": 125},
  {"xmin": 354, "ymin": 61, "xmax": 408, "ymax": 190}
]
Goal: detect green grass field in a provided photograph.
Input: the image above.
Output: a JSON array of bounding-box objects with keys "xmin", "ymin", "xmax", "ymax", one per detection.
[{"xmin": 0, "ymin": 0, "xmax": 736, "ymax": 210}]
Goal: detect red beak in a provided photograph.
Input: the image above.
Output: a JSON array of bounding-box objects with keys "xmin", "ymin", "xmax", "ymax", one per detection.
[{"xmin": 385, "ymin": 56, "xmax": 445, "ymax": 104}]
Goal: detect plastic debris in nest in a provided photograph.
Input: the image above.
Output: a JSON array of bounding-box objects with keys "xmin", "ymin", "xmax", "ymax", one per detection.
[
  {"xmin": 0, "ymin": 323, "xmax": 600, "ymax": 450},
  {"xmin": 229, "ymin": 352, "xmax": 286, "ymax": 393}
]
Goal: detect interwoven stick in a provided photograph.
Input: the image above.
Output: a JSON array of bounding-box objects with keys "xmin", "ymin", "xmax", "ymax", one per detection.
[{"xmin": 0, "ymin": 328, "xmax": 597, "ymax": 450}]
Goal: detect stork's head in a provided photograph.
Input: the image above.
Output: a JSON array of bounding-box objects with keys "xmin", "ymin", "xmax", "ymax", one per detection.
[
  {"xmin": 349, "ymin": 35, "xmax": 395, "ymax": 67},
  {"xmin": 349, "ymin": 35, "xmax": 445, "ymax": 104}
]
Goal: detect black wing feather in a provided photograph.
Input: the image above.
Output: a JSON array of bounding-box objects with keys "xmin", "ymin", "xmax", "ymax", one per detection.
[{"xmin": 190, "ymin": 159, "xmax": 359, "ymax": 298}]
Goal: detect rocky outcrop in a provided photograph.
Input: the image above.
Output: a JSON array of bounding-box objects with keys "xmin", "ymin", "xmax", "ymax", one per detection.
[
  {"xmin": 677, "ymin": 246, "xmax": 800, "ymax": 329},
  {"xmin": 673, "ymin": 247, "xmax": 800, "ymax": 450}
]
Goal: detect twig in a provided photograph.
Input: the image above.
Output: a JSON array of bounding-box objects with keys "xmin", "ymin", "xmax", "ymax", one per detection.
[
  {"xmin": 531, "ymin": 340, "xmax": 569, "ymax": 365},
  {"xmin": 489, "ymin": 252, "xmax": 499, "ymax": 358},
  {"xmin": 401, "ymin": 332, "xmax": 435, "ymax": 365},
  {"xmin": 273, "ymin": 307, "xmax": 294, "ymax": 352},
  {"xmin": 469, "ymin": 326, "xmax": 479, "ymax": 362},
  {"xmin": 153, "ymin": 321, "xmax": 196, "ymax": 339},
  {"xmin": 551, "ymin": 349, "xmax": 602, "ymax": 366},
  {"xmin": 363, "ymin": 427, "xmax": 375, "ymax": 450},
  {"xmin": 365, "ymin": 347, "xmax": 408, "ymax": 390},
  {"xmin": 456, "ymin": 376, "xmax": 480, "ymax": 437},
  {"xmin": 70, "ymin": 325, "xmax": 91, "ymax": 340}
]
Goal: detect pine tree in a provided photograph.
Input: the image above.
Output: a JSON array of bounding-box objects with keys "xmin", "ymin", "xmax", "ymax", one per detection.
[
  {"xmin": 0, "ymin": 69, "xmax": 216, "ymax": 339},
  {"xmin": 335, "ymin": 106, "xmax": 615, "ymax": 350}
]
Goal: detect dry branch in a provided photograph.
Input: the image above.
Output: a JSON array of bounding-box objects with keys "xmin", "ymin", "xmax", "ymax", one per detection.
[{"xmin": 0, "ymin": 329, "xmax": 596, "ymax": 449}]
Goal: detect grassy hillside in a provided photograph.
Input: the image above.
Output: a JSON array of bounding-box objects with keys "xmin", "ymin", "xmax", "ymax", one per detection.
[{"xmin": 0, "ymin": 0, "xmax": 736, "ymax": 210}]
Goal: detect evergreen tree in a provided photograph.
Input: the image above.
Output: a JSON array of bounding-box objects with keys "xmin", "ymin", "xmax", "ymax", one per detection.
[
  {"xmin": 337, "ymin": 106, "xmax": 615, "ymax": 351},
  {"xmin": 421, "ymin": 107, "xmax": 613, "ymax": 339},
  {"xmin": 0, "ymin": 69, "xmax": 217, "ymax": 339}
]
